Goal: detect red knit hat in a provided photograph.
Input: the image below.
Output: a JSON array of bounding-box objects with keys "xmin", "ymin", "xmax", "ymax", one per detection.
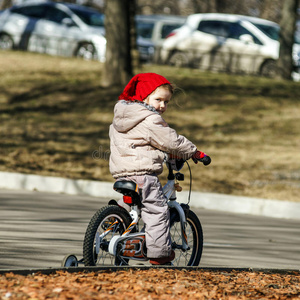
[{"xmin": 118, "ymin": 73, "xmax": 171, "ymax": 101}]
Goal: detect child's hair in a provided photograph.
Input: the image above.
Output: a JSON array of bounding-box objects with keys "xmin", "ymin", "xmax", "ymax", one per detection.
[{"xmin": 159, "ymin": 84, "xmax": 174, "ymax": 95}]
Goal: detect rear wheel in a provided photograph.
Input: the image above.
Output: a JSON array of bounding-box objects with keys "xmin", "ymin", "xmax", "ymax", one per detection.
[
  {"xmin": 75, "ymin": 43, "xmax": 96, "ymax": 60},
  {"xmin": 83, "ymin": 205, "xmax": 132, "ymax": 266},
  {"xmin": 0, "ymin": 34, "xmax": 14, "ymax": 50},
  {"xmin": 260, "ymin": 60, "xmax": 278, "ymax": 78},
  {"xmin": 170, "ymin": 209, "xmax": 203, "ymax": 266}
]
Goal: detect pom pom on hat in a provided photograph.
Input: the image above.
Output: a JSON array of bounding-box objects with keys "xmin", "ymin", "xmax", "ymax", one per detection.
[{"xmin": 118, "ymin": 73, "xmax": 171, "ymax": 102}]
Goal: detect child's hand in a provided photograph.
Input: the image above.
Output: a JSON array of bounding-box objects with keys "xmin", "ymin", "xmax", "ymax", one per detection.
[{"xmin": 192, "ymin": 150, "xmax": 211, "ymax": 166}]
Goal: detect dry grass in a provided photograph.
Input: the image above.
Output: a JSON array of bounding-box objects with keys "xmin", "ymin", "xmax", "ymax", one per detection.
[{"xmin": 1, "ymin": 51, "xmax": 300, "ymax": 201}]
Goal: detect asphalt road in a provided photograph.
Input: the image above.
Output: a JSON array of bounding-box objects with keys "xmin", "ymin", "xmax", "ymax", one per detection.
[{"xmin": 0, "ymin": 189, "xmax": 299, "ymax": 271}]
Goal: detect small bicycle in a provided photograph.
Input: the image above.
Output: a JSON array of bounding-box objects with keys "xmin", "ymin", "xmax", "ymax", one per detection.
[{"xmin": 62, "ymin": 156, "xmax": 211, "ymax": 267}]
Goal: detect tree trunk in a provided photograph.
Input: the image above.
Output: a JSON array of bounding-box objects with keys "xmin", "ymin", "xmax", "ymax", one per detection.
[
  {"xmin": 260, "ymin": 0, "xmax": 282, "ymax": 22},
  {"xmin": 277, "ymin": 0, "xmax": 299, "ymax": 80},
  {"xmin": 0, "ymin": 0, "xmax": 12, "ymax": 9},
  {"xmin": 101, "ymin": 0, "xmax": 134, "ymax": 87}
]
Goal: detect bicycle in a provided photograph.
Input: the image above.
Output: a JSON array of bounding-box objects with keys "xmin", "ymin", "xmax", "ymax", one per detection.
[{"xmin": 62, "ymin": 155, "xmax": 211, "ymax": 267}]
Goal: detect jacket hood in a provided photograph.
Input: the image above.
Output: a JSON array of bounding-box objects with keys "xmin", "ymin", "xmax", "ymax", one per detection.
[{"xmin": 112, "ymin": 100, "xmax": 158, "ymax": 132}]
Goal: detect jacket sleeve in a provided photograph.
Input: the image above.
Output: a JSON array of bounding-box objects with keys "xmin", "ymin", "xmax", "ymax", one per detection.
[{"xmin": 144, "ymin": 114, "xmax": 197, "ymax": 159}]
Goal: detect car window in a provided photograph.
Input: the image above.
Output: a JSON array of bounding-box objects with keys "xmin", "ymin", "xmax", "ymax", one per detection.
[
  {"xmin": 229, "ymin": 22, "xmax": 263, "ymax": 45},
  {"xmin": 11, "ymin": 5, "xmax": 46, "ymax": 19},
  {"xmin": 252, "ymin": 21, "xmax": 299, "ymax": 45},
  {"xmin": 197, "ymin": 20, "xmax": 230, "ymax": 38},
  {"xmin": 250, "ymin": 23, "xmax": 279, "ymax": 41},
  {"xmin": 68, "ymin": 7, "xmax": 104, "ymax": 27},
  {"xmin": 198, "ymin": 20, "xmax": 262, "ymax": 45},
  {"xmin": 161, "ymin": 24, "xmax": 182, "ymax": 39},
  {"xmin": 45, "ymin": 7, "xmax": 70, "ymax": 24},
  {"xmin": 295, "ymin": 28, "xmax": 300, "ymax": 44},
  {"xmin": 136, "ymin": 22, "xmax": 154, "ymax": 39}
]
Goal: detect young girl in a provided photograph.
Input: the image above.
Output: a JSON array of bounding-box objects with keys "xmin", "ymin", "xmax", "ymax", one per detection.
[{"xmin": 109, "ymin": 73, "xmax": 210, "ymax": 265}]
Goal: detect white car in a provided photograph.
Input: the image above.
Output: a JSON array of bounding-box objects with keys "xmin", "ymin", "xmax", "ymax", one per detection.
[
  {"xmin": 161, "ymin": 13, "xmax": 300, "ymax": 78},
  {"xmin": 0, "ymin": 1, "xmax": 106, "ymax": 61},
  {"xmin": 135, "ymin": 14, "xmax": 186, "ymax": 63}
]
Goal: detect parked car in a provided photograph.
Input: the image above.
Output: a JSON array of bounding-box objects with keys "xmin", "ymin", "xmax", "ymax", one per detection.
[
  {"xmin": 294, "ymin": 20, "xmax": 300, "ymax": 77},
  {"xmin": 135, "ymin": 14, "xmax": 186, "ymax": 63},
  {"xmin": 0, "ymin": 1, "xmax": 106, "ymax": 61},
  {"xmin": 160, "ymin": 13, "xmax": 300, "ymax": 78},
  {"xmin": 136, "ymin": 36, "xmax": 156, "ymax": 62}
]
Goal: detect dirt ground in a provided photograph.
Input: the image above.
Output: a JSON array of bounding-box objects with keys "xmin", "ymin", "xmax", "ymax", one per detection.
[{"xmin": 1, "ymin": 269, "xmax": 299, "ymax": 299}]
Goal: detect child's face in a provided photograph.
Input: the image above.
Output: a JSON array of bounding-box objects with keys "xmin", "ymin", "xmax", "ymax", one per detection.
[{"xmin": 144, "ymin": 86, "xmax": 172, "ymax": 114}]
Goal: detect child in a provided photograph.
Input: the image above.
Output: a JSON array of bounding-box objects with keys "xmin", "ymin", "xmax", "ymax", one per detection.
[{"xmin": 109, "ymin": 73, "xmax": 210, "ymax": 265}]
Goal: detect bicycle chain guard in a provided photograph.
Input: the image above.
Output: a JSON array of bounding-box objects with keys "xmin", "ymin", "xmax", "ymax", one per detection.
[
  {"xmin": 109, "ymin": 233, "xmax": 148, "ymax": 261},
  {"xmin": 117, "ymin": 234, "xmax": 147, "ymax": 260}
]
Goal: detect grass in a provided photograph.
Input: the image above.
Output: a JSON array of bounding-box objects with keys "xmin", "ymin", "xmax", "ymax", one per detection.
[{"xmin": 1, "ymin": 50, "xmax": 300, "ymax": 201}]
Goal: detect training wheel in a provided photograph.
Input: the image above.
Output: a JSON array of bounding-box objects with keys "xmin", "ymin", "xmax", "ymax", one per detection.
[{"xmin": 61, "ymin": 254, "xmax": 79, "ymax": 267}]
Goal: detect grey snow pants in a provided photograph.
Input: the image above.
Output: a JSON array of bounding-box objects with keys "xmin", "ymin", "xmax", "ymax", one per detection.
[{"xmin": 117, "ymin": 174, "xmax": 172, "ymax": 258}]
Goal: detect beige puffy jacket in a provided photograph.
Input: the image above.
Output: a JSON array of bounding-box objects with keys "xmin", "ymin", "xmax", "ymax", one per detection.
[{"xmin": 109, "ymin": 101, "xmax": 197, "ymax": 179}]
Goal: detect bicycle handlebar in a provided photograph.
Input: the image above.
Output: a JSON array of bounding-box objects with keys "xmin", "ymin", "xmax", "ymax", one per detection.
[{"xmin": 198, "ymin": 155, "xmax": 211, "ymax": 166}]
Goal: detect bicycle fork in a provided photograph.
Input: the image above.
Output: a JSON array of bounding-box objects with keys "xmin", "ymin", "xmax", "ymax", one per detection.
[
  {"xmin": 168, "ymin": 200, "xmax": 190, "ymax": 251},
  {"xmin": 164, "ymin": 178, "xmax": 189, "ymax": 251}
]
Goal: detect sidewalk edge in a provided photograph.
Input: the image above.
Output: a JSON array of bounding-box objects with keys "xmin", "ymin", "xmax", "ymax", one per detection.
[{"xmin": 0, "ymin": 171, "xmax": 299, "ymax": 220}]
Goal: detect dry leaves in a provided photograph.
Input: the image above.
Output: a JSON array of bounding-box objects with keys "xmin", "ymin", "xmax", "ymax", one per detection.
[{"xmin": 0, "ymin": 269, "xmax": 299, "ymax": 299}]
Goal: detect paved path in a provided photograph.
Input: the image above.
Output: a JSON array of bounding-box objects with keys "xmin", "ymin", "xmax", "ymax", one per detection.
[
  {"xmin": 0, "ymin": 189, "xmax": 299, "ymax": 271},
  {"xmin": 1, "ymin": 171, "xmax": 300, "ymax": 220}
]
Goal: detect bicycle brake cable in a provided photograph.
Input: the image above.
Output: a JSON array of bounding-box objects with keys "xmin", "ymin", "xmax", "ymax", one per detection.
[{"xmin": 185, "ymin": 160, "xmax": 192, "ymax": 205}]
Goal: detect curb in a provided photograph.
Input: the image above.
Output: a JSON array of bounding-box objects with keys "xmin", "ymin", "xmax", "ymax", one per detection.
[
  {"xmin": 1, "ymin": 266, "xmax": 299, "ymax": 276},
  {"xmin": 0, "ymin": 171, "xmax": 299, "ymax": 220}
]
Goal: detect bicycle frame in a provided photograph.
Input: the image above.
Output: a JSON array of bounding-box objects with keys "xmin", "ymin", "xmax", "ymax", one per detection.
[{"xmin": 107, "ymin": 166, "xmax": 189, "ymax": 259}]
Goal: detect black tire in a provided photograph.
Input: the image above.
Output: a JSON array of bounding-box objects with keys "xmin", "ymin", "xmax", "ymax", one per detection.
[
  {"xmin": 0, "ymin": 34, "xmax": 14, "ymax": 50},
  {"xmin": 169, "ymin": 51, "xmax": 190, "ymax": 67},
  {"xmin": 260, "ymin": 60, "xmax": 278, "ymax": 78},
  {"xmin": 170, "ymin": 209, "xmax": 203, "ymax": 266},
  {"xmin": 83, "ymin": 205, "xmax": 132, "ymax": 266},
  {"xmin": 75, "ymin": 42, "xmax": 96, "ymax": 60}
]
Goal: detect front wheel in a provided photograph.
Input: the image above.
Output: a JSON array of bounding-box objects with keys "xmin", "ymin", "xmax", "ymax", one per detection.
[
  {"xmin": 0, "ymin": 34, "xmax": 14, "ymax": 50},
  {"xmin": 83, "ymin": 205, "xmax": 132, "ymax": 266},
  {"xmin": 170, "ymin": 209, "xmax": 203, "ymax": 266}
]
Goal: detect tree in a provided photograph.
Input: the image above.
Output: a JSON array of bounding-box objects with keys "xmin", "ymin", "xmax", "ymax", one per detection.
[
  {"xmin": 0, "ymin": 0, "xmax": 12, "ymax": 10},
  {"xmin": 277, "ymin": 0, "xmax": 299, "ymax": 80},
  {"xmin": 259, "ymin": 0, "xmax": 282, "ymax": 23},
  {"xmin": 101, "ymin": 0, "xmax": 135, "ymax": 87}
]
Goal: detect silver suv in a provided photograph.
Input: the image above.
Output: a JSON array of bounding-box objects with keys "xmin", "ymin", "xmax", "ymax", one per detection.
[
  {"xmin": 0, "ymin": 1, "xmax": 106, "ymax": 61},
  {"xmin": 161, "ymin": 13, "xmax": 300, "ymax": 78}
]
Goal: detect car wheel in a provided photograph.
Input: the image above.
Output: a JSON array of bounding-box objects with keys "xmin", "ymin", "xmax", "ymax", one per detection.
[
  {"xmin": 260, "ymin": 60, "xmax": 278, "ymax": 78},
  {"xmin": 169, "ymin": 52, "xmax": 189, "ymax": 67},
  {"xmin": 75, "ymin": 43, "xmax": 97, "ymax": 60},
  {"xmin": 0, "ymin": 34, "xmax": 14, "ymax": 50}
]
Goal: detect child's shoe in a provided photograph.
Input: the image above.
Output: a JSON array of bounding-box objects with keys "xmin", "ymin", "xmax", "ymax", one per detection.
[{"xmin": 149, "ymin": 250, "xmax": 175, "ymax": 265}]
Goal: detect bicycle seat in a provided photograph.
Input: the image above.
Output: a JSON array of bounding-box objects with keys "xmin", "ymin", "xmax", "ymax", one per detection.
[{"xmin": 113, "ymin": 180, "xmax": 141, "ymax": 206}]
